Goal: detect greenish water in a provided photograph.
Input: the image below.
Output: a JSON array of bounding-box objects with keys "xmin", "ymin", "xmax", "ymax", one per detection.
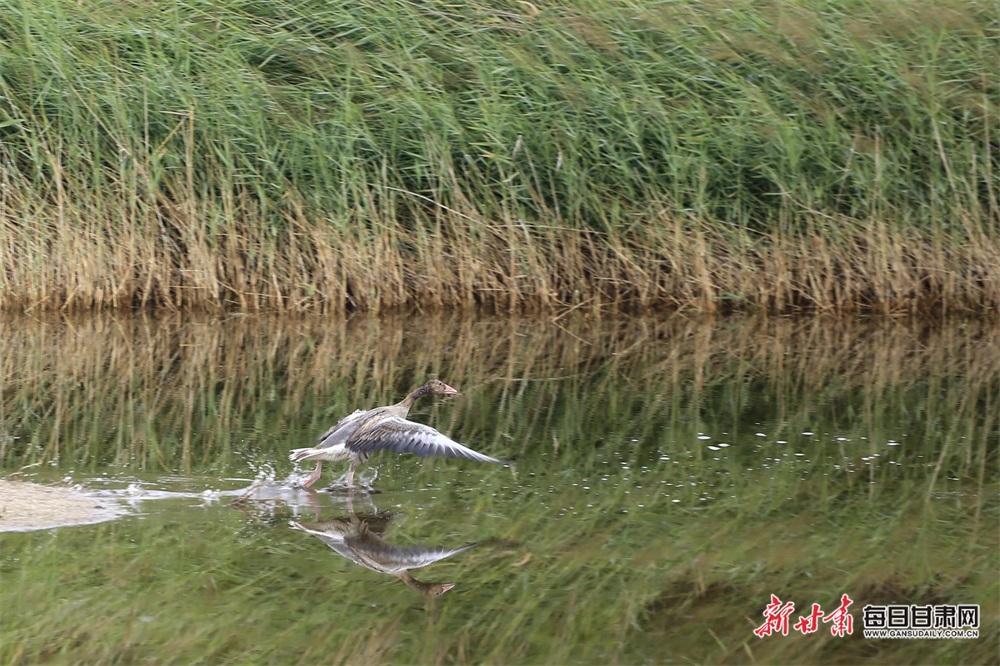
[{"xmin": 1, "ymin": 314, "xmax": 996, "ymax": 665}]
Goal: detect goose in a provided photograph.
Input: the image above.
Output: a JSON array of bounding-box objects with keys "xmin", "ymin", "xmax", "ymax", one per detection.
[{"xmin": 289, "ymin": 380, "xmax": 500, "ymax": 489}]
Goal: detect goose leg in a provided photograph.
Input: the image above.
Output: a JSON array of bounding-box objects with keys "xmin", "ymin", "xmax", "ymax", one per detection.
[
  {"xmin": 301, "ymin": 461, "xmax": 323, "ymax": 489},
  {"xmin": 346, "ymin": 460, "xmax": 359, "ymax": 488}
]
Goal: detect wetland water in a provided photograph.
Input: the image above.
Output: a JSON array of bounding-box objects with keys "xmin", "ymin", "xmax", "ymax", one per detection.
[{"xmin": 1, "ymin": 314, "xmax": 996, "ymax": 664}]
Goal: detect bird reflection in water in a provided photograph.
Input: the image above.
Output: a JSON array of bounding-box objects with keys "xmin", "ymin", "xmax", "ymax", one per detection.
[{"xmin": 290, "ymin": 507, "xmax": 480, "ymax": 597}]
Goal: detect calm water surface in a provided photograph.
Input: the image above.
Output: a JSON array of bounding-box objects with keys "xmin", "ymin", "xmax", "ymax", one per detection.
[{"xmin": 1, "ymin": 314, "xmax": 996, "ymax": 664}]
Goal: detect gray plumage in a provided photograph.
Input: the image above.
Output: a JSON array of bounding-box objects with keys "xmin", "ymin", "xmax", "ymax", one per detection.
[{"xmin": 289, "ymin": 380, "xmax": 500, "ymax": 489}]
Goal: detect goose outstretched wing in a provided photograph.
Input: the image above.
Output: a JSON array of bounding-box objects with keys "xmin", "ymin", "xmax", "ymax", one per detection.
[{"xmin": 347, "ymin": 417, "xmax": 500, "ymax": 463}]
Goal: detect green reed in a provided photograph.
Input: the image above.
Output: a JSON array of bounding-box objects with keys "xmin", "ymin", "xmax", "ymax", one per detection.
[{"xmin": 0, "ymin": 0, "xmax": 997, "ymax": 313}]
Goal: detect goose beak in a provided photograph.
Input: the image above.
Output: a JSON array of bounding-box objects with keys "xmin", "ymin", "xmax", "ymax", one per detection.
[{"xmin": 441, "ymin": 383, "xmax": 458, "ymax": 395}]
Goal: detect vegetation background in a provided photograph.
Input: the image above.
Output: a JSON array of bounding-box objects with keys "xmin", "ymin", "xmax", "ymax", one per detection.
[{"xmin": 1, "ymin": 0, "xmax": 997, "ymax": 314}]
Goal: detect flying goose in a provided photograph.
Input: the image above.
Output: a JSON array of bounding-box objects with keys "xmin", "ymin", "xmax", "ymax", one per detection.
[{"xmin": 289, "ymin": 380, "xmax": 500, "ymax": 489}]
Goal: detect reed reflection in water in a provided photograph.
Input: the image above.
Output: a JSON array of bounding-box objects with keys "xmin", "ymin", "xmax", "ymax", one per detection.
[
  {"xmin": 0, "ymin": 312, "xmax": 996, "ymax": 665},
  {"xmin": 2, "ymin": 313, "xmax": 995, "ymax": 484}
]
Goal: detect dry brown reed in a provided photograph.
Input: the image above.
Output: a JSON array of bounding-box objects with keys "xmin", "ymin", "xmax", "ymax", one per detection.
[{"xmin": 2, "ymin": 194, "xmax": 998, "ymax": 317}]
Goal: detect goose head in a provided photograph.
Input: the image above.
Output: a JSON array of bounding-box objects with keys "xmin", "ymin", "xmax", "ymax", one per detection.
[{"xmin": 413, "ymin": 379, "xmax": 458, "ymax": 399}]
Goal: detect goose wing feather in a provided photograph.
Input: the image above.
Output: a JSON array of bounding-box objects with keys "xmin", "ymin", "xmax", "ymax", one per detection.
[{"xmin": 347, "ymin": 416, "xmax": 500, "ymax": 463}]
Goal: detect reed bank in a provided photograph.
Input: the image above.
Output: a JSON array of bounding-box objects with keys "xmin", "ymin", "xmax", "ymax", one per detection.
[{"xmin": 1, "ymin": 0, "xmax": 997, "ymax": 315}]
